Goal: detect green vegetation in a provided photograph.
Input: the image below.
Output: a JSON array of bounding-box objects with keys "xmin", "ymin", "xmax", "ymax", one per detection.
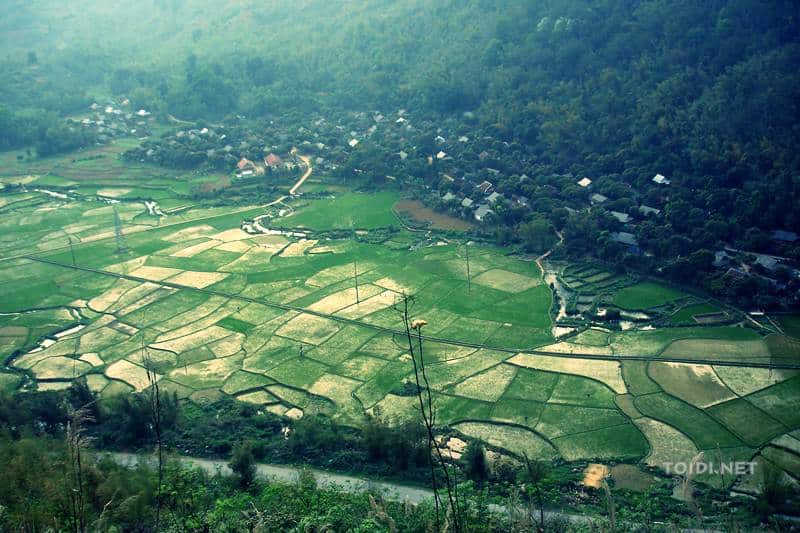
[
  {"xmin": 612, "ymin": 281, "xmax": 686, "ymax": 310},
  {"xmin": 1, "ymin": 1, "xmax": 799, "ymax": 527},
  {"xmin": 273, "ymin": 192, "xmax": 401, "ymax": 230},
  {"xmin": 670, "ymin": 303, "xmax": 723, "ymax": 324}
]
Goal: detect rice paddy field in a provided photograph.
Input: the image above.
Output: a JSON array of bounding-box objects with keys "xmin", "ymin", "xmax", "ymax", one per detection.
[{"xmin": 2, "ymin": 141, "xmax": 799, "ymax": 491}]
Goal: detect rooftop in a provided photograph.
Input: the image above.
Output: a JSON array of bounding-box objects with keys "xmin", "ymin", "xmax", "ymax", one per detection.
[{"xmin": 611, "ymin": 232, "xmax": 638, "ymax": 246}]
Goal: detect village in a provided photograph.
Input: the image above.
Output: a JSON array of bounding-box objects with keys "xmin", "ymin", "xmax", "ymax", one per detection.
[{"xmin": 62, "ymin": 99, "xmax": 800, "ymax": 309}]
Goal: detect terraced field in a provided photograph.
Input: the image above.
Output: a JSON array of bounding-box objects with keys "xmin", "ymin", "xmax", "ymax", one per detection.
[{"xmin": 2, "ymin": 147, "xmax": 800, "ymax": 491}]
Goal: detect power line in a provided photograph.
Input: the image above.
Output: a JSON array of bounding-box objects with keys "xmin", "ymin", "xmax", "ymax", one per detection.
[{"xmin": 23, "ymin": 255, "xmax": 800, "ymax": 371}]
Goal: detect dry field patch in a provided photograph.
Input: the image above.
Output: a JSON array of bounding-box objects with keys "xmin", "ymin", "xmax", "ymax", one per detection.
[
  {"xmin": 236, "ymin": 390, "xmax": 277, "ymax": 405},
  {"xmin": 170, "ymin": 239, "xmax": 222, "ymax": 258},
  {"xmin": 336, "ymin": 291, "xmax": 399, "ymax": 319},
  {"xmin": 454, "ymin": 422, "xmax": 559, "ymax": 459},
  {"xmin": 32, "ymin": 357, "xmax": 91, "ymax": 380},
  {"xmin": 373, "ymin": 277, "xmax": 411, "ymax": 294},
  {"xmin": 309, "ymin": 374, "xmax": 362, "ymax": 406},
  {"xmin": 276, "ymin": 313, "xmax": 340, "ymax": 345},
  {"xmin": 88, "ymin": 279, "xmax": 141, "ymax": 312},
  {"xmin": 215, "ymin": 240, "xmax": 252, "ymax": 253},
  {"xmin": 582, "ymin": 464, "xmax": 610, "ymax": 488},
  {"xmin": 210, "ymin": 228, "xmax": 253, "ymax": 242},
  {"xmin": 538, "ymin": 342, "xmax": 614, "ymax": 356},
  {"xmin": 509, "ymin": 353, "xmax": 626, "ymax": 393},
  {"xmin": 308, "ymin": 285, "xmax": 383, "ymax": 314},
  {"xmin": 96, "ymin": 188, "xmax": 131, "ymax": 198},
  {"xmin": 649, "ymin": 363, "xmax": 737, "ymax": 408},
  {"xmin": 169, "ymin": 356, "xmax": 241, "ymax": 388},
  {"xmin": 472, "ymin": 269, "xmax": 540, "ymax": 293},
  {"xmin": 634, "ymin": 417, "xmax": 699, "ymax": 472},
  {"xmin": 713, "ymin": 365, "xmax": 799, "ymax": 396},
  {"xmin": 163, "ymin": 224, "xmax": 216, "ymax": 242},
  {"xmin": 129, "ymin": 265, "xmax": 184, "ymax": 281},
  {"xmin": 453, "ymin": 364, "xmax": 517, "ymax": 402},
  {"xmin": 151, "ymin": 326, "xmax": 233, "ymax": 353},
  {"xmin": 105, "ymin": 359, "xmax": 158, "ymax": 391},
  {"xmin": 280, "ymin": 239, "xmax": 318, "ymax": 257},
  {"xmin": 219, "ymin": 248, "xmax": 274, "ymax": 272},
  {"xmin": 167, "ymin": 270, "xmax": 228, "ymax": 289},
  {"xmin": 79, "ymin": 353, "xmax": 104, "ymax": 366}
]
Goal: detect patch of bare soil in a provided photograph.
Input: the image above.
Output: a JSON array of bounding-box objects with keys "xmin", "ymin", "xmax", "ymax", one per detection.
[{"xmin": 394, "ymin": 200, "xmax": 473, "ymax": 231}]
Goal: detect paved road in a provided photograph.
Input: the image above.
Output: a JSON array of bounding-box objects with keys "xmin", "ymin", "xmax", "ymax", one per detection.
[
  {"xmin": 108, "ymin": 452, "xmax": 733, "ymax": 531},
  {"xmin": 107, "ymin": 452, "xmax": 599, "ymax": 526},
  {"xmin": 111, "ymin": 451, "xmax": 439, "ymax": 504},
  {"xmin": 289, "ymin": 155, "xmax": 313, "ymax": 195}
]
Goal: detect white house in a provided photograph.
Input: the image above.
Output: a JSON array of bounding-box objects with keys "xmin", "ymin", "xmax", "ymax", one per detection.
[{"xmin": 652, "ymin": 174, "xmax": 670, "ymax": 185}]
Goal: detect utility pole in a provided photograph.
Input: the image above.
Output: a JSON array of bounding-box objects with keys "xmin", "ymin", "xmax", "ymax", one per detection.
[
  {"xmin": 351, "ymin": 217, "xmax": 360, "ymax": 303},
  {"xmin": 113, "ymin": 205, "xmax": 129, "ymax": 255},
  {"xmin": 354, "ymin": 258, "xmax": 360, "ymax": 303},
  {"xmin": 67, "ymin": 233, "xmax": 76, "ymax": 266},
  {"xmin": 464, "ymin": 241, "xmax": 471, "ymax": 292}
]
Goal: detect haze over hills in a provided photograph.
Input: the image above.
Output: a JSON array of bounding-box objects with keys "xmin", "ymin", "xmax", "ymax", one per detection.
[{"xmin": 3, "ymin": 0, "xmax": 799, "ymax": 213}]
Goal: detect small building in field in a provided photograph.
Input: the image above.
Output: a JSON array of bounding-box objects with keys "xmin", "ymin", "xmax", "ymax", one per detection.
[
  {"xmin": 237, "ymin": 158, "xmax": 257, "ymax": 172},
  {"xmin": 639, "ymin": 205, "xmax": 661, "ymax": 216},
  {"xmin": 652, "ymin": 174, "xmax": 670, "ymax": 185},
  {"xmin": 610, "ymin": 211, "xmax": 631, "ymax": 224},
  {"xmin": 611, "ymin": 231, "xmax": 638, "ymax": 247},
  {"xmin": 578, "ymin": 177, "xmax": 592, "ymax": 188},
  {"xmin": 476, "ymin": 180, "xmax": 494, "ymax": 194},
  {"xmin": 487, "ymin": 191, "xmax": 503, "ymax": 204},
  {"xmin": 474, "ymin": 204, "xmax": 494, "ymax": 222},
  {"xmin": 264, "ymin": 153, "xmax": 283, "ymax": 168},
  {"xmin": 590, "ymin": 193, "xmax": 608, "ymax": 204},
  {"xmin": 236, "ymin": 157, "xmax": 263, "ymax": 177}
]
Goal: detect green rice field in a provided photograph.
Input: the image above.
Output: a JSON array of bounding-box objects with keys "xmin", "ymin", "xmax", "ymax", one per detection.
[{"xmin": 1, "ymin": 142, "xmax": 799, "ymax": 490}]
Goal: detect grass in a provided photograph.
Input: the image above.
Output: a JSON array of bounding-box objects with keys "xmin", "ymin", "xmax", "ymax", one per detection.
[
  {"xmin": 216, "ymin": 316, "xmax": 256, "ymax": 333},
  {"xmin": 745, "ymin": 375, "xmax": 800, "ymax": 427},
  {"xmin": 453, "ymin": 422, "xmax": 559, "ymax": 459},
  {"xmin": 775, "ymin": 314, "xmax": 800, "ymax": 339},
  {"xmin": 633, "ymin": 393, "xmax": 743, "ymax": 449},
  {"xmin": 272, "ymin": 192, "xmax": 400, "ymax": 230},
  {"xmin": 706, "ymin": 399, "xmax": 787, "ymax": 447},
  {"xmin": 647, "ymin": 362, "xmax": 736, "ymax": 408},
  {"xmin": 612, "ymin": 281, "xmax": 686, "ymax": 310},
  {"xmin": 535, "ymin": 404, "xmax": 629, "ymax": 439},
  {"xmin": 3, "ymin": 148, "xmax": 798, "ymax": 470},
  {"xmin": 547, "ymin": 374, "xmax": 617, "ymax": 408},
  {"xmin": 669, "ymin": 303, "xmax": 722, "ymax": 324},
  {"xmin": 551, "ymin": 424, "xmax": 648, "ymax": 461}
]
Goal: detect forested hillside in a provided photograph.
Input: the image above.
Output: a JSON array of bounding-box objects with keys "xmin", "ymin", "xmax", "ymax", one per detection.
[{"xmin": 3, "ymin": 0, "xmax": 798, "ymax": 183}]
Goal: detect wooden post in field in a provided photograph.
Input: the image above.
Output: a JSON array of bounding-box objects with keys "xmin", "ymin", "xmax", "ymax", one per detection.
[
  {"xmin": 354, "ymin": 258, "xmax": 360, "ymax": 303},
  {"xmin": 465, "ymin": 241, "xmax": 471, "ymax": 292}
]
